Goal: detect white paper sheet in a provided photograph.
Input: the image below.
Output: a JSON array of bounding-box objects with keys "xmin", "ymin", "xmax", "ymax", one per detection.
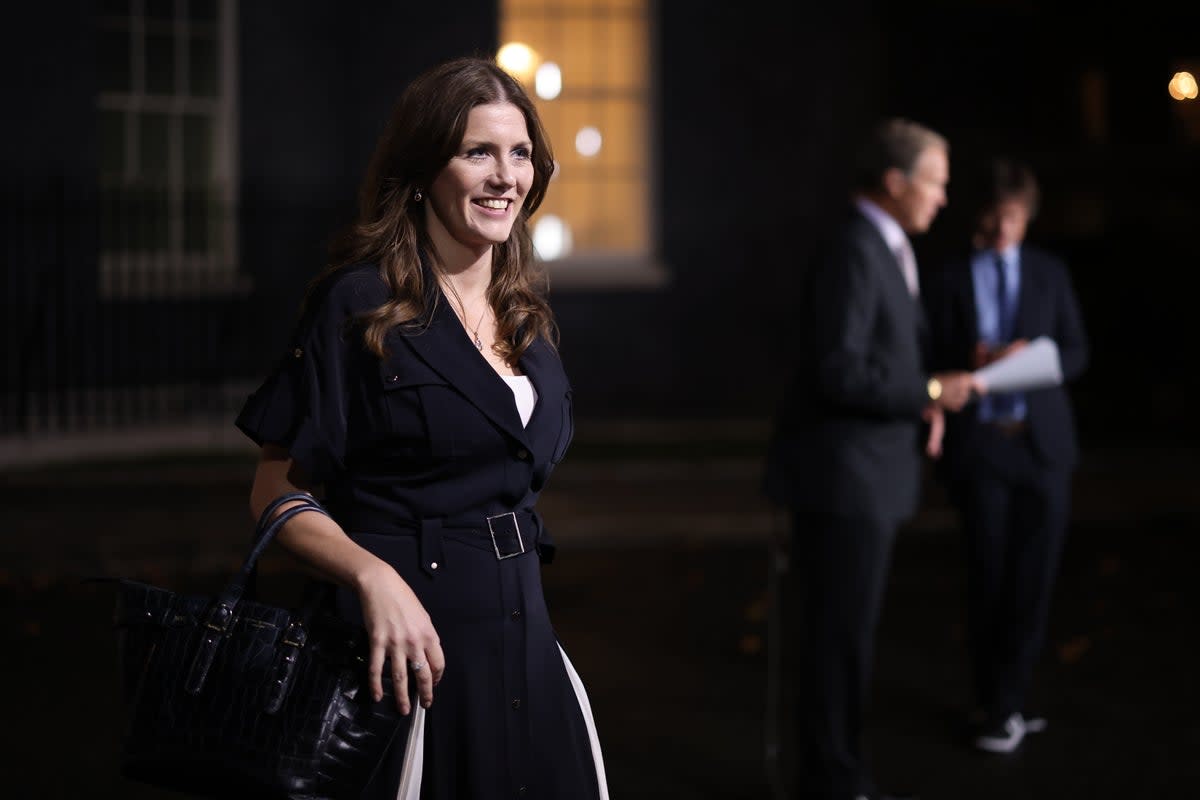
[{"xmin": 973, "ymin": 336, "xmax": 1063, "ymax": 393}]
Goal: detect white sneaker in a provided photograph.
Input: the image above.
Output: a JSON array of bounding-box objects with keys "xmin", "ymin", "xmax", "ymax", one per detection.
[{"xmin": 974, "ymin": 712, "xmax": 1047, "ymax": 753}]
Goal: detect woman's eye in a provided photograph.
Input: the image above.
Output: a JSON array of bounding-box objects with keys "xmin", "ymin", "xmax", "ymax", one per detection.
[{"xmin": 512, "ymin": 147, "xmax": 532, "ymax": 160}]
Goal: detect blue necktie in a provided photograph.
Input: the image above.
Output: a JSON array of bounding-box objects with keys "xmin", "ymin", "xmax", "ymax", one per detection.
[
  {"xmin": 994, "ymin": 253, "xmax": 1013, "ymax": 340},
  {"xmin": 992, "ymin": 253, "xmax": 1017, "ymax": 419}
]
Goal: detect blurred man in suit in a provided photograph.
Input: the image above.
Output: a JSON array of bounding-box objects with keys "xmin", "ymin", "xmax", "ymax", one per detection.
[
  {"xmin": 924, "ymin": 157, "xmax": 1089, "ymax": 753},
  {"xmin": 764, "ymin": 118, "xmax": 980, "ymax": 800}
]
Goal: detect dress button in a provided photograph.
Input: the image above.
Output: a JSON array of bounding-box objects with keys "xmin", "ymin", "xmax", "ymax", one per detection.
[
  {"xmin": 511, "ymin": 609, "xmax": 521, "ymax": 620},
  {"xmin": 386, "ymin": 374, "xmax": 399, "ymax": 383},
  {"xmin": 293, "ymin": 347, "xmax": 303, "ymax": 358},
  {"xmin": 511, "ymin": 698, "xmax": 521, "ymax": 709},
  {"xmin": 516, "ymin": 448, "xmax": 530, "ymax": 460},
  {"xmin": 430, "ymin": 562, "xmax": 439, "ymax": 570}
]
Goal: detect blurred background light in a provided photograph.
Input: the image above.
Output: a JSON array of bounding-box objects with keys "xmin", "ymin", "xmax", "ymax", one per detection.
[
  {"xmin": 1168, "ymin": 71, "xmax": 1198, "ymax": 100},
  {"xmin": 575, "ymin": 126, "xmax": 603, "ymax": 158},
  {"xmin": 533, "ymin": 214, "xmax": 572, "ymax": 260},
  {"xmin": 535, "ymin": 61, "xmax": 562, "ymax": 100},
  {"xmin": 496, "ymin": 42, "xmax": 538, "ymax": 83}
]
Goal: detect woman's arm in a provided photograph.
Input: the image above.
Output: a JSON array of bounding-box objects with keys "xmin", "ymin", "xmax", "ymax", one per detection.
[{"xmin": 249, "ymin": 444, "xmax": 445, "ymax": 715}]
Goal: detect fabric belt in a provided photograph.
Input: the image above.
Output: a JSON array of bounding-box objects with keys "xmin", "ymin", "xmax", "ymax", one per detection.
[{"xmin": 329, "ymin": 506, "xmax": 544, "ymax": 578}]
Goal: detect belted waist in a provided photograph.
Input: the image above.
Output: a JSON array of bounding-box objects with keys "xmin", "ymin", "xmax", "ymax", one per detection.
[{"xmin": 329, "ymin": 506, "xmax": 550, "ymax": 577}]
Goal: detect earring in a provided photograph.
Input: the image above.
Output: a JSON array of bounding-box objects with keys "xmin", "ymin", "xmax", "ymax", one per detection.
[{"xmin": 413, "ymin": 189, "xmax": 423, "ymax": 202}]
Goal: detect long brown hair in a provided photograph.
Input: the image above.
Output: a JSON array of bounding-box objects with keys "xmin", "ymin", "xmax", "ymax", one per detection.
[{"xmin": 309, "ymin": 55, "xmax": 558, "ymax": 361}]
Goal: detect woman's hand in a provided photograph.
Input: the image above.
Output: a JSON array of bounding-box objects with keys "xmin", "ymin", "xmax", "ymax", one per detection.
[
  {"xmin": 249, "ymin": 446, "xmax": 446, "ymax": 715},
  {"xmin": 355, "ymin": 561, "xmax": 446, "ymax": 715}
]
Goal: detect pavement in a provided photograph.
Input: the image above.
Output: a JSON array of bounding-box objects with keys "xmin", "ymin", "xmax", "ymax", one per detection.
[{"xmin": 1, "ymin": 418, "xmax": 1197, "ymax": 799}]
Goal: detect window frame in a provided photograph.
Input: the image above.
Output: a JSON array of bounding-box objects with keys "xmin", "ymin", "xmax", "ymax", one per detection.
[
  {"xmin": 95, "ymin": 0, "xmax": 244, "ymax": 298},
  {"xmin": 501, "ymin": 0, "xmax": 668, "ymax": 290}
]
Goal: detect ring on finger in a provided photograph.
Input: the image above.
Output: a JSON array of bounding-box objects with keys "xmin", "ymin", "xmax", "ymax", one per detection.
[{"xmin": 410, "ymin": 661, "xmax": 426, "ymax": 671}]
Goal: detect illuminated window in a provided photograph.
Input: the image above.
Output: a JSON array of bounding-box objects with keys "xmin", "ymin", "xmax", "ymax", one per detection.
[
  {"xmin": 96, "ymin": 0, "xmax": 241, "ymax": 297},
  {"xmin": 500, "ymin": 0, "xmax": 665, "ymax": 287}
]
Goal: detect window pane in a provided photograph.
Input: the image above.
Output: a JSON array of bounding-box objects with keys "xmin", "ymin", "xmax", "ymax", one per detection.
[
  {"xmin": 502, "ymin": 0, "xmax": 652, "ymax": 262},
  {"xmin": 599, "ymin": 99, "xmax": 644, "ymax": 171},
  {"xmin": 556, "ymin": 16, "xmax": 597, "ymax": 87},
  {"xmin": 604, "ymin": 178, "xmax": 646, "ymax": 249},
  {"xmin": 138, "ymin": 112, "xmax": 170, "ymax": 179},
  {"xmin": 145, "ymin": 32, "xmax": 176, "ymax": 95},
  {"xmin": 182, "ymin": 113, "xmax": 212, "ymax": 180},
  {"xmin": 130, "ymin": 183, "xmax": 170, "ymax": 251},
  {"xmin": 183, "ymin": 186, "xmax": 211, "ymax": 252},
  {"xmin": 188, "ymin": 33, "xmax": 218, "ymax": 96},
  {"xmin": 500, "ymin": 16, "xmax": 549, "ymax": 60},
  {"xmin": 100, "ymin": 184, "xmax": 124, "ymax": 250},
  {"xmin": 559, "ymin": 173, "xmax": 602, "ymax": 250},
  {"xmin": 552, "ymin": 99, "xmax": 599, "ymax": 173},
  {"xmin": 99, "ymin": 110, "xmax": 126, "ymax": 178},
  {"xmin": 98, "ymin": 26, "xmax": 131, "ymax": 93},
  {"xmin": 602, "ymin": 16, "xmax": 646, "ymax": 90}
]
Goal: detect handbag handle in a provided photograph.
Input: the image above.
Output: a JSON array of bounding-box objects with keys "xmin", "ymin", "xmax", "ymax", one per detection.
[{"xmin": 184, "ymin": 492, "xmax": 332, "ymax": 696}]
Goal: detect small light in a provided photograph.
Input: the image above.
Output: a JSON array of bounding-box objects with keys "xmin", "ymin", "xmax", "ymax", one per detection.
[
  {"xmin": 1168, "ymin": 71, "xmax": 1198, "ymax": 101},
  {"xmin": 535, "ymin": 62, "xmax": 562, "ymax": 100},
  {"xmin": 532, "ymin": 215, "xmax": 572, "ymax": 261},
  {"xmin": 575, "ymin": 126, "xmax": 602, "ymax": 158},
  {"xmin": 497, "ymin": 43, "xmax": 538, "ymax": 83}
]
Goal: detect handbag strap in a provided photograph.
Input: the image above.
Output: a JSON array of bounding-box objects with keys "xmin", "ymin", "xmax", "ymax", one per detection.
[
  {"xmin": 184, "ymin": 493, "xmax": 333, "ymax": 697},
  {"xmin": 217, "ymin": 493, "xmax": 331, "ymax": 618}
]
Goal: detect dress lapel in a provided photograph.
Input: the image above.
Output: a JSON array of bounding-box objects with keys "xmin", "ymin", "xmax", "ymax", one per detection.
[
  {"xmin": 519, "ymin": 337, "xmax": 567, "ymax": 426},
  {"xmin": 400, "ymin": 291, "xmax": 532, "ymax": 448}
]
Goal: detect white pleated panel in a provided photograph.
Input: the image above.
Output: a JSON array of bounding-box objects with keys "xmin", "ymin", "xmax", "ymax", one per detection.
[
  {"xmin": 392, "ymin": 648, "xmax": 608, "ymax": 799},
  {"xmin": 395, "ymin": 703, "xmax": 425, "ymax": 800}
]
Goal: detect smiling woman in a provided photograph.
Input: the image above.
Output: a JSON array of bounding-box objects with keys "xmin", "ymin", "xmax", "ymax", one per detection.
[{"xmin": 232, "ymin": 56, "xmax": 608, "ymax": 800}]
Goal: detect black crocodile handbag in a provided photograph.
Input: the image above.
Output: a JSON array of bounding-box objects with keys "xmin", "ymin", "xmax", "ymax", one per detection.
[{"xmin": 112, "ymin": 492, "xmax": 404, "ymax": 799}]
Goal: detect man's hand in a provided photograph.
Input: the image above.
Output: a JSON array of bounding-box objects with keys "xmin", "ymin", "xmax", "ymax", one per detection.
[
  {"xmin": 972, "ymin": 338, "xmax": 1030, "ymax": 368},
  {"xmin": 931, "ymin": 370, "xmax": 983, "ymax": 412},
  {"xmin": 922, "ymin": 404, "xmax": 945, "ymax": 459}
]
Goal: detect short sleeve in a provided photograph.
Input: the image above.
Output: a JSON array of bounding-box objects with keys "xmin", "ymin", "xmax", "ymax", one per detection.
[{"xmin": 235, "ymin": 273, "xmax": 369, "ymax": 486}]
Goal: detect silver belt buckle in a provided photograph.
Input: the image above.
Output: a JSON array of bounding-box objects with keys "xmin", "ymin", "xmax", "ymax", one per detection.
[{"xmin": 486, "ymin": 512, "xmax": 525, "ymax": 560}]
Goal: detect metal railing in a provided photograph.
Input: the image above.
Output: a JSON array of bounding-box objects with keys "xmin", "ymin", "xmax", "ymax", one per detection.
[{"xmin": 2, "ymin": 175, "xmax": 256, "ymax": 465}]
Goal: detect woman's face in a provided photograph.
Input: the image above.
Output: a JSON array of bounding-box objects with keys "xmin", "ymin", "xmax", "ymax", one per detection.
[{"xmin": 426, "ymin": 101, "xmax": 535, "ymax": 257}]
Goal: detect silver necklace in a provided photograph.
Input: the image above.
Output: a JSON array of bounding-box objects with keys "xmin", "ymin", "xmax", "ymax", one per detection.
[
  {"xmin": 456, "ymin": 296, "xmax": 487, "ymax": 350},
  {"xmin": 467, "ymin": 306, "xmax": 485, "ymax": 350},
  {"xmin": 439, "ymin": 275, "xmax": 488, "ymax": 350}
]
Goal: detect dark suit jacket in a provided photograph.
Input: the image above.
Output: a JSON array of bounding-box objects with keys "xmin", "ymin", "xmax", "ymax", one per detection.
[
  {"xmin": 764, "ymin": 206, "xmax": 932, "ymax": 523},
  {"xmin": 924, "ymin": 243, "xmax": 1089, "ymax": 474}
]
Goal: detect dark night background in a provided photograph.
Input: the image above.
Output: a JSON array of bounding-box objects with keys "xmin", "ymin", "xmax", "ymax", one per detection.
[{"xmin": 1, "ymin": 2, "xmax": 1197, "ymax": 798}]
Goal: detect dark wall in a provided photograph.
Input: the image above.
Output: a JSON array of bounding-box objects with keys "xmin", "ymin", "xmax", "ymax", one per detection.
[
  {"xmin": 239, "ymin": 0, "xmax": 499, "ymax": 367},
  {"xmin": 554, "ymin": 3, "xmax": 883, "ymax": 422},
  {"xmin": 4, "ymin": 1, "xmax": 1197, "ymax": 448},
  {"xmin": 3, "ymin": 3, "xmax": 99, "ymax": 423},
  {"xmin": 868, "ymin": 5, "xmax": 1200, "ymax": 447}
]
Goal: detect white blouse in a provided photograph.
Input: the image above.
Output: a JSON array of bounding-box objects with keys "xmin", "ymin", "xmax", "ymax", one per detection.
[{"xmin": 501, "ymin": 374, "xmax": 538, "ymax": 428}]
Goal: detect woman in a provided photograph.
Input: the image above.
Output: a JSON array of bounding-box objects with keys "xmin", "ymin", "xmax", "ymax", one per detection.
[{"xmin": 236, "ymin": 56, "xmax": 608, "ymax": 800}]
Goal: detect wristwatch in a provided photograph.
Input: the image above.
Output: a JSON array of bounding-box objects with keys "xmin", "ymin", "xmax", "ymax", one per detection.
[{"xmin": 926, "ymin": 376, "xmax": 943, "ymax": 402}]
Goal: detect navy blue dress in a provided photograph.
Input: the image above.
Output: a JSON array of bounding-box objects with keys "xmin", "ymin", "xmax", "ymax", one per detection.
[{"xmin": 235, "ymin": 263, "xmax": 605, "ymax": 800}]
